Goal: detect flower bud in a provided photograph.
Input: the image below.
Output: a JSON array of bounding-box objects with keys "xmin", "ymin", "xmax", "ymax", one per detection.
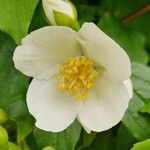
[
  {"xmin": 0, "ymin": 108, "xmax": 8, "ymax": 125},
  {"xmin": 42, "ymin": 0, "xmax": 77, "ymax": 27},
  {"xmin": 0, "ymin": 126, "xmax": 8, "ymax": 146},
  {"xmin": 42, "ymin": 146, "xmax": 55, "ymax": 150}
]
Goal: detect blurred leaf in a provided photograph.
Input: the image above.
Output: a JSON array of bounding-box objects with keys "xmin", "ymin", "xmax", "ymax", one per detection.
[
  {"xmin": 29, "ymin": 1, "xmax": 48, "ymax": 32},
  {"xmin": 100, "ymin": 0, "xmax": 117, "ymax": 13},
  {"xmin": 115, "ymin": 125, "xmax": 137, "ymax": 150},
  {"xmin": 72, "ymin": 0, "xmax": 100, "ymax": 5},
  {"xmin": 0, "ymin": 31, "xmax": 32, "ymax": 144},
  {"xmin": 0, "ymin": 108, "xmax": 8, "ymax": 125},
  {"xmin": 122, "ymin": 62, "xmax": 150, "ymax": 140},
  {"xmin": 86, "ymin": 125, "xmax": 136, "ymax": 150},
  {"xmin": 77, "ymin": 131, "xmax": 96, "ymax": 150},
  {"xmin": 0, "ymin": 0, "xmax": 39, "ymax": 44},
  {"xmin": 101, "ymin": 0, "xmax": 150, "ymax": 17},
  {"xmin": 131, "ymin": 62, "xmax": 150, "ymax": 99},
  {"xmin": 6, "ymin": 100, "xmax": 29, "ymax": 120},
  {"xmin": 8, "ymin": 142, "xmax": 21, "ymax": 150},
  {"xmin": 84, "ymin": 130, "xmax": 116, "ymax": 150},
  {"xmin": 0, "ymin": 126, "xmax": 8, "ymax": 146},
  {"xmin": 100, "ymin": 0, "xmax": 150, "ymax": 47},
  {"xmin": 26, "ymin": 133, "xmax": 39, "ymax": 150},
  {"xmin": 140, "ymin": 102, "xmax": 150, "ymax": 114},
  {"xmin": 42, "ymin": 146, "xmax": 55, "ymax": 150},
  {"xmin": 127, "ymin": 12, "xmax": 150, "ymax": 47},
  {"xmin": 18, "ymin": 141, "xmax": 31, "ymax": 150},
  {"xmin": 0, "ymin": 143, "xmax": 8, "ymax": 150},
  {"xmin": 77, "ymin": 4, "xmax": 100, "ymax": 24},
  {"xmin": 131, "ymin": 139, "xmax": 150, "ymax": 150},
  {"xmin": 98, "ymin": 14, "xmax": 149, "ymax": 64},
  {"xmin": 0, "ymin": 32, "xmax": 29, "ymax": 108},
  {"xmin": 17, "ymin": 115, "xmax": 34, "ymax": 143},
  {"xmin": 72, "ymin": 0, "xmax": 101, "ymax": 24},
  {"xmin": 34, "ymin": 120, "xmax": 81, "ymax": 150}
]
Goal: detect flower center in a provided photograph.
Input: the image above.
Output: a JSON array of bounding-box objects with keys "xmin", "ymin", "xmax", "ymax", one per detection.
[{"xmin": 56, "ymin": 56, "xmax": 99, "ymax": 100}]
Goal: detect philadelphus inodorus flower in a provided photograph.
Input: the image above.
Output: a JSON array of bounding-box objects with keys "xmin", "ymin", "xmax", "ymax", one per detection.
[
  {"xmin": 13, "ymin": 23, "xmax": 133, "ymax": 133},
  {"xmin": 42, "ymin": 0, "xmax": 77, "ymax": 26}
]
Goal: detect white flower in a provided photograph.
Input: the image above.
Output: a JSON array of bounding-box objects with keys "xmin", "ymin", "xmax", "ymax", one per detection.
[
  {"xmin": 42, "ymin": 0, "xmax": 77, "ymax": 26},
  {"xmin": 13, "ymin": 23, "xmax": 132, "ymax": 133}
]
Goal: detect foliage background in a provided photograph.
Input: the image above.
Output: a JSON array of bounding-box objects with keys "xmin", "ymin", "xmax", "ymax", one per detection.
[{"xmin": 0, "ymin": 0, "xmax": 150, "ymax": 149}]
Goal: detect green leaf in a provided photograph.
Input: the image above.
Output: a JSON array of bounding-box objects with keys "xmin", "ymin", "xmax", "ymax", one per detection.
[
  {"xmin": 101, "ymin": 0, "xmax": 150, "ymax": 17},
  {"xmin": 122, "ymin": 62, "xmax": 150, "ymax": 140},
  {"xmin": 131, "ymin": 62, "xmax": 150, "ymax": 99},
  {"xmin": 0, "ymin": 0, "xmax": 39, "ymax": 44},
  {"xmin": 85, "ymin": 130, "xmax": 116, "ymax": 150},
  {"xmin": 0, "ymin": 32, "xmax": 32, "ymax": 143},
  {"xmin": 18, "ymin": 141, "xmax": 31, "ymax": 150},
  {"xmin": 42, "ymin": 146, "xmax": 55, "ymax": 150},
  {"xmin": 0, "ymin": 143, "xmax": 8, "ymax": 150},
  {"xmin": 0, "ymin": 108, "xmax": 8, "ymax": 125},
  {"xmin": 127, "ymin": 13, "xmax": 150, "ymax": 47},
  {"xmin": 98, "ymin": 14, "xmax": 149, "ymax": 64},
  {"xmin": 26, "ymin": 133, "xmax": 39, "ymax": 150},
  {"xmin": 115, "ymin": 125, "xmax": 137, "ymax": 150},
  {"xmin": 131, "ymin": 139, "xmax": 150, "ymax": 150},
  {"xmin": 8, "ymin": 142, "xmax": 21, "ymax": 150},
  {"xmin": 0, "ymin": 31, "xmax": 29, "ymax": 108},
  {"xmin": 140, "ymin": 102, "xmax": 150, "ymax": 114},
  {"xmin": 17, "ymin": 115, "xmax": 34, "ymax": 143},
  {"xmin": 101, "ymin": 0, "xmax": 150, "ymax": 47},
  {"xmin": 77, "ymin": 131, "xmax": 96, "ymax": 150},
  {"xmin": 123, "ymin": 93, "xmax": 150, "ymax": 140},
  {"xmin": 29, "ymin": 1, "xmax": 49, "ymax": 32},
  {"xmin": 0, "ymin": 126, "xmax": 8, "ymax": 146},
  {"xmin": 34, "ymin": 120, "xmax": 81, "ymax": 150},
  {"xmin": 77, "ymin": 5, "xmax": 100, "ymax": 24},
  {"xmin": 6, "ymin": 100, "xmax": 29, "ymax": 120}
]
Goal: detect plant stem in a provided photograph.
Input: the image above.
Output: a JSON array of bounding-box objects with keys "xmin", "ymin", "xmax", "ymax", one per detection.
[{"xmin": 122, "ymin": 3, "xmax": 150, "ymax": 23}]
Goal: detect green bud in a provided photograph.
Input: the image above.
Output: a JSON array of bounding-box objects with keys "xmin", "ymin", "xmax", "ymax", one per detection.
[
  {"xmin": 42, "ymin": 0, "xmax": 78, "ymax": 27},
  {"xmin": 0, "ymin": 126, "xmax": 8, "ymax": 146},
  {"xmin": 54, "ymin": 10, "xmax": 75, "ymax": 26},
  {"xmin": 42, "ymin": 146, "xmax": 55, "ymax": 150},
  {"xmin": 0, "ymin": 108, "xmax": 8, "ymax": 125}
]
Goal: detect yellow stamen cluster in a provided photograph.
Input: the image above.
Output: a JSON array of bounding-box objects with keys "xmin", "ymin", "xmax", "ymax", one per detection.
[{"xmin": 56, "ymin": 56, "xmax": 98, "ymax": 100}]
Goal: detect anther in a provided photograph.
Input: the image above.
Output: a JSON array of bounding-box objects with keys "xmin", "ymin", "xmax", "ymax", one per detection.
[{"xmin": 56, "ymin": 56, "xmax": 99, "ymax": 100}]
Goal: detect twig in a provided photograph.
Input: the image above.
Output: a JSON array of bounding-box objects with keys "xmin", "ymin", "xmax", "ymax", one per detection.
[{"xmin": 122, "ymin": 3, "xmax": 150, "ymax": 23}]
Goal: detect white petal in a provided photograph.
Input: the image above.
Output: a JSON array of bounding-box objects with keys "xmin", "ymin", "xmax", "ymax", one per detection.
[
  {"xmin": 78, "ymin": 78, "xmax": 130, "ymax": 132},
  {"xmin": 42, "ymin": 0, "xmax": 56, "ymax": 25},
  {"xmin": 13, "ymin": 26, "xmax": 81, "ymax": 79},
  {"xmin": 27, "ymin": 78, "xmax": 83, "ymax": 132},
  {"xmin": 77, "ymin": 117, "xmax": 91, "ymax": 134},
  {"xmin": 123, "ymin": 79, "xmax": 133, "ymax": 99},
  {"xmin": 77, "ymin": 23, "xmax": 131, "ymax": 81}
]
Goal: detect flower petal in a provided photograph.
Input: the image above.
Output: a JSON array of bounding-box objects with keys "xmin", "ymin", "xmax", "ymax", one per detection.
[
  {"xmin": 123, "ymin": 79, "xmax": 133, "ymax": 99},
  {"xmin": 13, "ymin": 26, "xmax": 81, "ymax": 79},
  {"xmin": 27, "ymin": 78, "xmax": 82, "ymax": 132},
  {"xmin": 42, "ymin": 0, "xmax": 75, "ymax": 24},
  {"xmin": 77, "ymin": 23, "xmax": 131, "ymax": 81},
  {"xmin": 78, "ymin": 78, "xmax": 130, "ymax": 132},
  {"xmin": 77, "ymin": 116, "xmax": 91, "ymax": 134}
]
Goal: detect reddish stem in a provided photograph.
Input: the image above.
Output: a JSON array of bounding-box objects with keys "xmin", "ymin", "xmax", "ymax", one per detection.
[{"xmin": 122, "ymin": 3, "xmax": 150, "ymax": 23}]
